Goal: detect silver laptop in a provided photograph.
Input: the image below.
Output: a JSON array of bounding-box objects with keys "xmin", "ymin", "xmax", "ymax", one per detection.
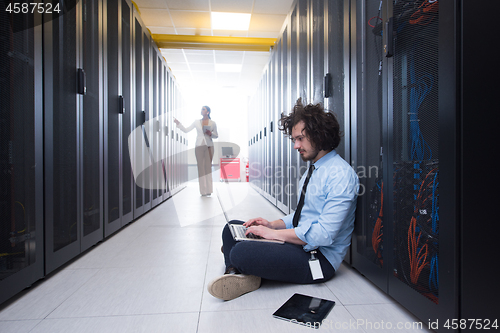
[{"xmin": 228, "ymin": 223, "xmax": 284, "ymax": 244}]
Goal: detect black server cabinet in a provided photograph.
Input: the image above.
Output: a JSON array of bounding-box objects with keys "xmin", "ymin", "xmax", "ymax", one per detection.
[
  {"xmin": 142, "ymin": 29, "xmax": 152, "ymax": 210},
  {"xmin": 81, "ymin": 0, "xmax": 104, "ymax": 250},
  {"xmin": 104, "ymin": 0, "xmax": 134, "ymax": 237},
  {"xmin": 311, "ymin": 0, "xmax": 325, "ymax": 105},
  {"xmin": 166, "ymin": 73, "xmax": 174, "ymax": 197},
  {"xmin": 150, "ymin": 48, "xmax": 167, "ymax": 207},
  {"xmin": 160, "ymin": 63, "xmax": 168, "ymax": 201},
  {"xmin": 295, "ymin": 0, "xmax": 309, "ymax": 206},
  {"xmin": 280, "ymin": 30, "xmax": 291, "ymax": 214},
  {"xmin": 289, "ymin": 5, "xmax": 299, "ymax": 212},
  {"xmin": 44, "ymin": 2, "xmax": 97, "ymax": 273},
  {"xmin": 0, "ymin": 8, "xmax": 44, "ymax": 304},
  {"xmin": 164, "ymin": 71, "xmax": 172, "ymax": 200},
  {"xmin": 325, "ymin": 0, "xmax": 350, "ymax": 162},
  {"xmin": 351, "ymin": 0, "xmax": 388, "ymax": 292},
  {"xmin": 275, "ymin": 42, "xmax": 286, "ymax": 212},
  {"xmin": 151, "ymin": 49, "xmax": 160, "ymax": 208},
  {"xmin": 386, "ymin": 0, "xmax": 457, "ymax": 326},
  {"xmin": 133, "ymin": 10, "xmax": 152, "ymax": 218},
  {"xmin": 351, "ymin": 0, "xmax": 462, "ymax": 328}
]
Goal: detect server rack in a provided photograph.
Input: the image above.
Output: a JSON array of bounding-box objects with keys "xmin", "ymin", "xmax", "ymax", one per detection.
[
  {"xmin": 1, "ymin": 0, "xmax": 186, "ymax": 306},
  {"xmin": 43, "ymin": 2, "xmax": 82, "ymax": 273},
  {"xmin": 151, "ymin": 48, "xmax": 161, "ymax": 208},
  {"xmin": 0, "ymin": 6, "xmax": 44, "ymax": 303},
  {"xmin": 289, "ymin": 5, "xmax": 299, "ymax": 212},
  {"xmin": 104, "ymin": 0, "xmax": 134, "ymax": 237},
  {"xmin": 350, "ymin": 0, "xmax": 388, "ymax": 292},
  {"xmin": 349, "ymin": 0, "xmax": 495, "ymax": 330},
  {"xmin": 132, "ymin": 8, "xmax": 152, "ymax": 218},
  {"xmin": 81, "ymin": 0, "xmax": 105, "ymax": 250},
  {"xmin": 247, "ymin": 0, "xmax": 500, "ymax": 330}
]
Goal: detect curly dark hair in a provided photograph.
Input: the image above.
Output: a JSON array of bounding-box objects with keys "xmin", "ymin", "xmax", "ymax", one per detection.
[{"xmin": 278, "ymin": 98, "xmax": 342, "ymax": 150}]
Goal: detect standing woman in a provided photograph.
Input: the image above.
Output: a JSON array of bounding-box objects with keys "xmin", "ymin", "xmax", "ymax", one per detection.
[{"xmin": 174, "ymin": 106, "xmax": 218, "ymax": 196}]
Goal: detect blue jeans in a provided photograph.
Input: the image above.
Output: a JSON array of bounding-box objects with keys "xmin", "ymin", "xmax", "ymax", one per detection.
[{"xmin": 222, "ymin": 220, "xmax": 335, "ymax": 284}]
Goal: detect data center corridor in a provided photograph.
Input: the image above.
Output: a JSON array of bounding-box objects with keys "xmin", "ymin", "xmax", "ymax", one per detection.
[{"xmin": 0, "ymin": 182, "xmax": 431, "ymax": 332}]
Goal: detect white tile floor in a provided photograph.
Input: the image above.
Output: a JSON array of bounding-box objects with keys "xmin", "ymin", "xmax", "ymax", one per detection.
[{"xmin": 0, "ymin": 182, "xmax": 433, "ymax": 333}]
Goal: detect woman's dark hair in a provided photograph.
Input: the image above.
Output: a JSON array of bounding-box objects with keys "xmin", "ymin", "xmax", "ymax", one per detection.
[
  {"xmin": 279, "ymin": 98, "xmax": 342, "ymax": 150},
  {"xmin": 203, "ymin": 105, "xmax": 211, "ymax": 119}
]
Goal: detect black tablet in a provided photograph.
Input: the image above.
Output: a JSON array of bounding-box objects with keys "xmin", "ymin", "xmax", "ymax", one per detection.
[{"xmin": 272, "ymin": 293, "xmax": 335, "ymax": 329}]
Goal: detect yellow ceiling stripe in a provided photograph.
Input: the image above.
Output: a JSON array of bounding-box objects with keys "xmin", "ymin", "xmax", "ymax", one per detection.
[{"xmin": 152, "ymin": 34, "xmax": 276, "ymax": 52}]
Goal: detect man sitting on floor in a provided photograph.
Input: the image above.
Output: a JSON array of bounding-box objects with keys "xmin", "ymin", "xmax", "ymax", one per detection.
[{"xmin": 208, "ymin": 99, "xmax": 359, "ymax": 301}]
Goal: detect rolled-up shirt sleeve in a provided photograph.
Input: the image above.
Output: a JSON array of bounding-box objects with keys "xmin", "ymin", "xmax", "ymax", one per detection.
[{"xmin": 292, "ymin": 166, "xmax": 358, "ymax": 252}]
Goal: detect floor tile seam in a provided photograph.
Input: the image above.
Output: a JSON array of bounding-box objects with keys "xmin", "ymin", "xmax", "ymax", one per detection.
[
  {"xmin": 196, "ymin": 221, "xmax": 221, "ymax": 332},
  {"xmin": 342, "ymin": 301, "xmax": 396, "ymax": 306},
  {"xmin": 0, "ymin": 319, "xmax": 41, "ymax": 323},
  {"xmin": 198, "ymin": 307, "xmax": 284, "ymax": 314},
  {"xmin": 42, "ymin": 267, "xmax": 104, "ymax": 320},
  {"xmin": 39, "ymin": 311, "xmax": 202, "ymax": 320},
  {"xmin": 215, "ymin": 187, "xmax": 230, "ymax": 223}
]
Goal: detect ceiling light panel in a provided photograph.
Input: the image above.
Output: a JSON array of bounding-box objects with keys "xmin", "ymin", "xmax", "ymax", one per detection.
[{"xmin": 211, "ymin": 12, "xmax": 251, "ymax": 30}]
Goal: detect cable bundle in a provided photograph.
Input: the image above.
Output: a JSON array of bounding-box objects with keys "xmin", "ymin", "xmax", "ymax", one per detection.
[
  {"xmin": 371, "ymin": 180, "xmax": 384, "ymax": 266},
  {"xmin": 409, "ymin": 53, "xmax": 434, "ymax": 161}
]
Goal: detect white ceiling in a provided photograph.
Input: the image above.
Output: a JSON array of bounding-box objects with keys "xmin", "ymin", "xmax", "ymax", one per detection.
[{"xmin": 133, "ymin": 0, "xmax": 295, "ymax": 97}]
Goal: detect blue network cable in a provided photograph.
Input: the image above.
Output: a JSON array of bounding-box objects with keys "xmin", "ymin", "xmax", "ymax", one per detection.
[
  {"xmin": 409, "ymin": 53, "xmax": 434, "ymax": 161},
  {"xmin": 429, "ymin": 253, "xmax": 439, "ymax": 295}
]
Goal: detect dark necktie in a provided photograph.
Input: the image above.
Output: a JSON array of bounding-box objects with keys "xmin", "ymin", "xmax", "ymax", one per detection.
[{"xmin": 292, "ymin": 164, "xmax": 315, "ymax": 227}]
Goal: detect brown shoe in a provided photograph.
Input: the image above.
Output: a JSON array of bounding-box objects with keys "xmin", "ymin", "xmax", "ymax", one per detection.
[{"xmin": 207, "ymin": 274, "xmax": 261, "ymax": 301}]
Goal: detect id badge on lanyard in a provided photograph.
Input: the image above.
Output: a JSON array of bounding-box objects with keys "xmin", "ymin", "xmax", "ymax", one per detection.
[{"xmin": 308, "ymin": 250, "xmax": 324, "ymax": 280}]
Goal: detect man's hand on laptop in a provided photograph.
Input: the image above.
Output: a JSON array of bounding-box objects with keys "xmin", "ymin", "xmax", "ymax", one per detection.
[
  {"xmin": 245, "ymin": 225, "xmax": 276, "ymax": 240},
  {"xmin": 244, "ymin": 217, "xmax": 271, "ymax": 228}
]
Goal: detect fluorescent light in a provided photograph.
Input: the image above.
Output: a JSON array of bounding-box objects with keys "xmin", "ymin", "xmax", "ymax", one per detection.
[
  {"xmin": 215, "ymin": 64, "xmax": 242, "ymax": 72},
  {"xmin": 211, "ymin": 12, "xmax": 251, "ymax": 31}
]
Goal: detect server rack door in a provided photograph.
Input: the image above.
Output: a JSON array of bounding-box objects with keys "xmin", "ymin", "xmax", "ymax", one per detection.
[
  {"xmin": 273, "ymin": 44, "xmax": 288, "ymax": 213},
  {"xmin": 0, "ymin": 9, "xmax": 44, "ymax": 304},
  {"xmin": 289, "ymin": 5, "xmax": 299, "ymax": 212},
  {"xmin": 165, "ymin": 71, "xmax": 172, "ymax": 199},
  {"xmin": 296, "ymin": 0, "xmax": 308, "ymax": 196},
  {"xmin": 350, "ymin": 0, "xmax": 388, "ymax": 291},
  {"xmin": 311, "ymin": 0, "xmax": 325, "ymax": 105},
  {"xmin": 172, "ymin": 89, "xmax": 178, "ymax": 192},
  {"xmin": 267, "ymin": 70, "xmax": 277, "ymax": 206},
  {"xmin": 104, "ymin": 0, "xmax": 126, "ymax": 236},
  {"xmin": 81, "ymin": 0, "xmax": 104, "ymax": 250},
  {"xmin": 43, "ymin": 2, "xmax": 81, "ymax": 273},
  {"xmin": 142, "ymin": 32, "xmax": 152, "ymax": 212},
  {"xmin": 387, "ymin": 0, "xmax": 457, "ymax": 327},
  {"xmin": 151, "ymin": 50, "xmax": 160, "ymax": 207},
  {"xmin": 121, "ymin": 0, "xmax": 134, "ymax": 225},
  {"xmin": 133, "ymin": 14, "xmax": 144, "ymax": 218},
  {"xmin": 167, "ymin": 74, "xmax": 173, "ymax": 195},
  {"xmin": 160, "ymin": 63, "xmax": 168, "ymax": 200},
  {"xmin": 325, "ymin": 0, "xmax": 349, "ymax": 161},
  {"xmin": 281, "ymin": 31, "xmax": 290, "ymax": 214}
]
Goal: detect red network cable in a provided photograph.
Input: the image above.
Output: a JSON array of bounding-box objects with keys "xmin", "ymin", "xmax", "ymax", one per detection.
[
  {"xmin": 410, "ymin": 0, "xmax": 439, "ymax": 26},
  {"xmin": 372, "ymin": 182, "xmax": 383, "ymax": 265},
  {"xmin": 407, "ymin": 167, "xmax": 437, "ymax": 285}
]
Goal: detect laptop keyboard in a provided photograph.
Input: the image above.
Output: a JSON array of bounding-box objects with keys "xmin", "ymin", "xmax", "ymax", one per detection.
[{"xmin": 234, "ymin": 225, "xmax": 263, "ymax": 239}]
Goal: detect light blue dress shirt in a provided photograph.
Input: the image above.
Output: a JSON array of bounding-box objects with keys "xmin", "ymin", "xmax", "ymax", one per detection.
[{"xmin": 281, "ymin": 150, "xmax": 359, "ymax": 271}]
